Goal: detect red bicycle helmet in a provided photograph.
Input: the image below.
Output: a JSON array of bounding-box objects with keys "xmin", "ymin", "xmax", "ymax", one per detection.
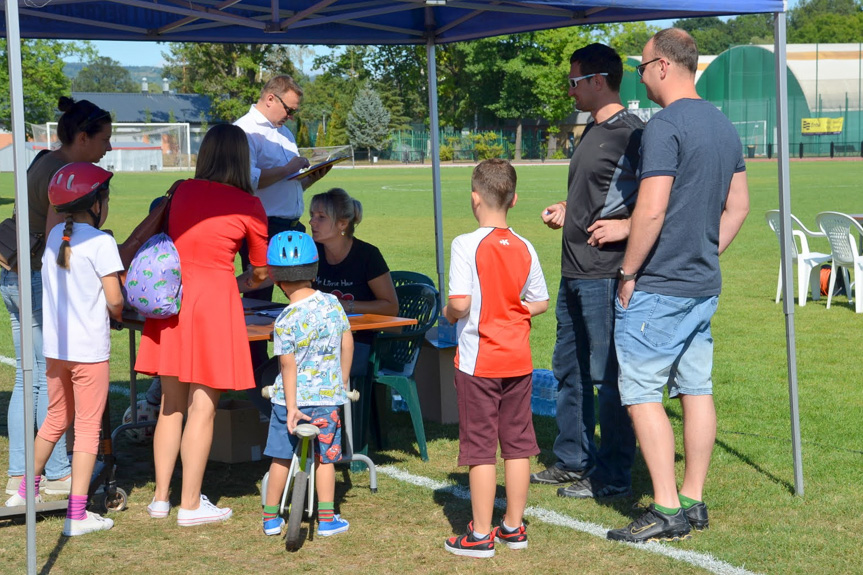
[{"xmin": 48, "ymin": 162, "xmax": 113, "ymax": 212}]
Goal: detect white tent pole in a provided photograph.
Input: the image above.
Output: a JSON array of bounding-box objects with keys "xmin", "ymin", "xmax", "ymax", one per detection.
[
  {"xmin": 4, "ymin": 0, "xmax": 39, "ymax": 569},
  {"xmin": 774, "ymin": 11, "xmax": 804, "ymax": 497},
  {"xmin": 426, "ymin": 37, "xmax": 445, "ymax": 307}
]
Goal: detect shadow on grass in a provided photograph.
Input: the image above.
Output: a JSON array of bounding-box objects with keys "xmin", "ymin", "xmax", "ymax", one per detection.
[
  {"xmin": 40, "ymin": 531, "xmax": 69, "ymax": 575},
  {"xmin": 666, "ymin": 409, "xmax": 795, "ymax": 495}
]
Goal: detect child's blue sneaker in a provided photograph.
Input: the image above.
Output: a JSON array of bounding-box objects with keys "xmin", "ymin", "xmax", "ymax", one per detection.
[
  {"xmin": 317, "ymin": 514, "xmax": 349, "ymax": 537},
  {"xmin": 263, "ymin": 516, "xmax": 284, "ymax": 536}
]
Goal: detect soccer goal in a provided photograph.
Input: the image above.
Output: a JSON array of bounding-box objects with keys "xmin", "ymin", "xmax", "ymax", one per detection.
[
  {"xmin": 30, "ymin": 122, "xmax": 192, "ymax": 172},
  {"xmin": 732, "ymin": 120, "xmax": 768, "ymax": 156}
]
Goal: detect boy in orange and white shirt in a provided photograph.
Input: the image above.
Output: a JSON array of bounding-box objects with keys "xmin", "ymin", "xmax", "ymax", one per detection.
[{"xmin": 443, "ymin": 159, "xmax": 549, "ymax": 558}]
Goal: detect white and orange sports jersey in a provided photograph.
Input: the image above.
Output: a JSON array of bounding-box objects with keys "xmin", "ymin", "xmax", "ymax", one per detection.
[{"xmin": 448, "ymin": 227, "xmax": 548, "ymax": 377}]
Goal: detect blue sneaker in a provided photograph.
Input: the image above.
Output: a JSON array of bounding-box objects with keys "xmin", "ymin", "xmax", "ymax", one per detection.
[
  {"xmin": 263, "ymin": 516, "xmax": 284, "ymax": 536},
  {"xmin": 317, "ymin": 514, "xmax": 349, "ymax": 537}
]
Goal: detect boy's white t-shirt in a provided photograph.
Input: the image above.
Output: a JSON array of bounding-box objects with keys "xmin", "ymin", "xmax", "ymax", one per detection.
[
  {"xmin": 42, "ymin": 222, "xmax": 123, "ymax": 363},
  {"xmin": 448, "ymin": 226, "xmax": 548, "ymax": 377}
]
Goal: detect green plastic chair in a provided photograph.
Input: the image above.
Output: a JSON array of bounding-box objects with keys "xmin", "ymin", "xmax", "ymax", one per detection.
[
  {"xmin": 371, "ymin": 283, "xmax": 439, "ymax": 461},
  {"xmin": 390, "ymin": 270, "xmax": 435, "ymax": 289}
]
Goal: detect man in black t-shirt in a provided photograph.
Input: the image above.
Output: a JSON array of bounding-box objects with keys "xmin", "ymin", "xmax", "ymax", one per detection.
[{"xmin": 532, "ymin": 43, "xmax": 641, "ymax": 500}]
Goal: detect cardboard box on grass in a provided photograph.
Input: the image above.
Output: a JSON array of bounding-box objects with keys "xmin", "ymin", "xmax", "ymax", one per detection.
[{"xmin": 209, "ymin": 399, "xmax": 269, "ymax": 464}]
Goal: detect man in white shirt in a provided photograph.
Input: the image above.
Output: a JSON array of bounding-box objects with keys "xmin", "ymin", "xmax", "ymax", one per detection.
[
  {"xmin": 234, "ymin": 75, "xmax": 332, "ymax": 411},
  {"xmin": 235, "ymin": 75, "xmax": 330, "ymax": 232}
]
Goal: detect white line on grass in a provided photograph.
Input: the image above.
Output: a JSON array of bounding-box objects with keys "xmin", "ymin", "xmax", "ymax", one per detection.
[
  {"xmin": 378, "ymin": 465, "xmax": 760, "ymax": 575},
  {"xmin": 1, "ymin": 354, "xmax": 15, "ymax": 367}
]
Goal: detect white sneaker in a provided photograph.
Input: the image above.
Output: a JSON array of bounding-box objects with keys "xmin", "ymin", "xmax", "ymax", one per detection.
[
  {"xmin": 63, "ymin": 511, "xmax": 114, "ymax": 536},
  {"xmin": 5, "ymin": 476, "xmax": 45, "ymax": 496},
  {"xmin": 43, "ymin": 476, "xmax": 72, "ymax": 495},
  {"xmin": 5, "ymin": 492, "xmax": 43, "ymax": 507},
  {"xmin": 147, "ymin": 499, "xmax": 170, "ymax": 519},
  {"xmin": 5, "ymin": 477, "xmax": 21, "ymax": 496},
  {"xmin": 176, "ymin": 495, "xmax": 232, "ymax": 527}
]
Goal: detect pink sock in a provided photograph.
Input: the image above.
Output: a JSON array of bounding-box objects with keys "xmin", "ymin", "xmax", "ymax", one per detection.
[
  {"xmin": 17, "ymin": 475, "xmax": 41, "ymax": 498},
  {"xmin": 67, "ymin": 494, "xmax": 88, "ymax": 521}
]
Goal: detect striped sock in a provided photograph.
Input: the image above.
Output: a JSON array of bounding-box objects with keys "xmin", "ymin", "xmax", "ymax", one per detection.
[
  {"xmin": 318, "ymin": 501, "xmax": 334, "ymax": 523},
  {"xmin": 67, "ymin": 494, "xmax": 88, "ymax": 521},
  {"xmin": 17, "ymin": 475, "xmax": 41, "ymax": 498},
  {"xmin": 262, "ymin": 504, "xmax": 279, "ymax": 522}
]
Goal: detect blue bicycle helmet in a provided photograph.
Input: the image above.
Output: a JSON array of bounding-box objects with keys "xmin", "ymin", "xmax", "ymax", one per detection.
[{"xmin": 267, "ymin": 231, "xmax": 319, "ymax": 282}]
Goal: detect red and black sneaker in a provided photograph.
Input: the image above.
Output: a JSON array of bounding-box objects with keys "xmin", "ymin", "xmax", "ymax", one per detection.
[
  {"xmin": 493, "ymin": 520, "xmax": 528, "ymax": 549},
  {"xmin": 444, "ymin": 521, "xmax": 495, "ymax": 558}
]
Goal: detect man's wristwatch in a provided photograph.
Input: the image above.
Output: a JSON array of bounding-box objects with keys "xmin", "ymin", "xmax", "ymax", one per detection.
[{"xmin": 617, "ymin": 267, "xmax": 637, "ymax": 282}]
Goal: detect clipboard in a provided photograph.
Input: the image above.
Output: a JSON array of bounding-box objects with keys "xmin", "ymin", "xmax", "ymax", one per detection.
[{"xmin": 286, "ymin": 156, "xmax": 350, "ymax": 180}]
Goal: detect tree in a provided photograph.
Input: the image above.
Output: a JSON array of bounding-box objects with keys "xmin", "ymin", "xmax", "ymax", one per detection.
[
  {"xmin": 789, "ymin": 0, "xmax": 861, "ymax": 31},
  {"xmin": 673, "ymin": 14, "xmax": 773, "ymax": 53},
  {"xmin": 368, "ymin": 45, "xmax": 428, "ymax": 124},
  {"xmin": 73, "ymin": 56, "xmax": 137, "ymax": 92},
  {"xmin": 162, "ymin": 43, "xmax": 296, "ymax": 122},
  {"xmin": 347, "ymin": 87, "xmax": 391, "ymax": 161},
  {"xmin": 295, "ymin": 119, "xmax": 312, "ymax": 148},
  {"xmin": 607, "ymin": 21, "xmax": 661, "ymax": 57},
  {"xmin": 790, "ymin": 12, "xmax": 863, "ymax": 42},
  {"xmin": 0, "ymin": 40, "xmax": 89, "ymax": 131}
]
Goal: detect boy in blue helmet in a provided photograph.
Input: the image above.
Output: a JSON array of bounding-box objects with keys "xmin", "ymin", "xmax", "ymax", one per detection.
[{"xmin": 260, "ymin": 231, "xmax": 354, "ymax": 538}]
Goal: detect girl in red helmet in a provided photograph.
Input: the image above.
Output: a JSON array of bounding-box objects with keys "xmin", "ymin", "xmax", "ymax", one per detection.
[
  {"xmin": 3, "ymin": 97, "xmax": 111, "ymax": 500},
  {"xmin": 5, "ymin": 162, "xmax": 125, "ymax": 537}
]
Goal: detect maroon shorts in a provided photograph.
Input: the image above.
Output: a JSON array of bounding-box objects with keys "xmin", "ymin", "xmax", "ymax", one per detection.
[{"xmin": 454, "ymin": 369, "xmax": 540, "ymax": 466}]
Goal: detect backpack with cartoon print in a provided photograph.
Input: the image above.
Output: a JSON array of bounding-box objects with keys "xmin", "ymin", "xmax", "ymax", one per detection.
[{"xmin": 125, "ymin": 225, "xmax": 182, "ymax": 318}]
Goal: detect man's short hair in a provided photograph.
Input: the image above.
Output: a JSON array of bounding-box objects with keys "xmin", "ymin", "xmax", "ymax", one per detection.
[
  {"xmin": 570, "ymin": 43, "xmax": 623, "ymax": 92},
  {"xmin": 260, "ymin": 75, "xmax": 303, "ymax": 100},
  {"xmin": 472, "ymin": 159, "xmax": 517, "ymax": 210},
  {"xmin": 652, "ymin": 28, "xmax": 698, "ymax": 75}
]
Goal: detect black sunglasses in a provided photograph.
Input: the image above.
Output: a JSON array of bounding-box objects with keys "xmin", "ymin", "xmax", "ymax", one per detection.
[
  {"xmin": 636, "ymin": 57, "xmax": 662, "ymax": 78},
  {"xmin": 273, "ymin": 93, "xmax": 298, "ymax": 117}
]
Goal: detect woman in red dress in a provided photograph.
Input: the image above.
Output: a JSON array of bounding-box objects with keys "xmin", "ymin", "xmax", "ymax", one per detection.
[{"xmin": 135, "ymin": 124, "xmax": 269, "ymax": 526}]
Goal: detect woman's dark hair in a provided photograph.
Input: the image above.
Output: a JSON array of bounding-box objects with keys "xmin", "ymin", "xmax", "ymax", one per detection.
[
  {"xmin": 195, "ymin": 124, "xmax": 253, "ymax": 194},
  {"xmin": 56, "ymin": 97, "xmax": 112, "ymax": 145}
]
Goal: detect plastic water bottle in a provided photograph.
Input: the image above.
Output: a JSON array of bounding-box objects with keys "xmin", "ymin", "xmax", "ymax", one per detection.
[
  {"xmin": 531, "ymin": 369, "xmax": 558, "ymax": 417},
  {"xmin": 438, "ymin": 314, "xmax": 457, "ymax": 346},
  {"xmin": 391, "ymin": 391, "xmax": 409, "ymax": 413}
]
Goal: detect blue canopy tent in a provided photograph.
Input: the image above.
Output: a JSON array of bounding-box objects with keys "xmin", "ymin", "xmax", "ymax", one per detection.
[{"xmin": 2, "ymin": 1, "xmax": 795, "ymax": 571}]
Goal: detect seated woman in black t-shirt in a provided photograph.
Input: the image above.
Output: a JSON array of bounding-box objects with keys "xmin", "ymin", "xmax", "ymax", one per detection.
[{"xmin": 309, "ymin": 187, "xmax": 398, "ymax": 376}]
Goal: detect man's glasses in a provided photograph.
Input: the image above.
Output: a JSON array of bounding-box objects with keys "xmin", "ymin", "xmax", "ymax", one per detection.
[
  {"xmin": 636, "ymin": 57, "xmax": 662, "ymax": 78},
  {"xmin": 568, "ymin": 73, "xmax": 608, "ymax": 89},
  {"xmin": 273, "ymin": 93, "xmax": 298, "ymax": 117}
]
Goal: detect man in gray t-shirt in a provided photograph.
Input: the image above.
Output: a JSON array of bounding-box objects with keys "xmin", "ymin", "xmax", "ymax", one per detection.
[{"xmin": 607, "ymin": 28, "xmax": 750, "ymax": 544}]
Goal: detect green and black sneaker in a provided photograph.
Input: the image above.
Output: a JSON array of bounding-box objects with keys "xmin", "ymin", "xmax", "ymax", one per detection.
[{"xmin": 607, "ymin": 504, "xmax": 692, "ymax": 543}]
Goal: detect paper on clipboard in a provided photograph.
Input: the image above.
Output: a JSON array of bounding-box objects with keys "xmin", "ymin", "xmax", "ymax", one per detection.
[{"xmin": 286, "ymin": 156, "xmax": 350, "ymax": 181}]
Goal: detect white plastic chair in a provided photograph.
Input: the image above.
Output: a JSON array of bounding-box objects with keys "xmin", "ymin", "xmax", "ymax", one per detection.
[
  {"xmin": 815, "ymin": 211, "xmax": 862, "ymax": 313},
  {"xmin": 765, "ymin": 210, "xmax": 831, "ymax": 306}
]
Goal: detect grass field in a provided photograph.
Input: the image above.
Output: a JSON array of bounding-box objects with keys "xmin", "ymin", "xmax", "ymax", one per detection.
[{"xmin": 0, "ymin": 160, "xmax": 862, "ymax": 574}]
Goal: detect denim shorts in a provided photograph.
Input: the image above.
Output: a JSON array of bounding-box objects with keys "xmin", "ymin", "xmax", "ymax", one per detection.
[
  {"xmin": 264, "ymin": 403, "xmax": 343, "ymax": 463},
  {"xmin": 614, "ymin": 291, "xmax": 719, "ymax": 405}
]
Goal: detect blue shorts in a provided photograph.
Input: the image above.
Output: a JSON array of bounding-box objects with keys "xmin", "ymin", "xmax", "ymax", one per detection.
[
  {"xmin": 264, "ymin": 403, "xmax": 344, "ymax": 464},
  {"xmin": 614, "ymin": 291, "xmax": 719, "ymax": 406}
]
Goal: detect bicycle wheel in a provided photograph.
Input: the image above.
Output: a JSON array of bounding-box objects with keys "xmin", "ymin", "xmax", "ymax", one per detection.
[{"xmin": 285, "ymin": 470, "xmax": 308, "ymax": 551}]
